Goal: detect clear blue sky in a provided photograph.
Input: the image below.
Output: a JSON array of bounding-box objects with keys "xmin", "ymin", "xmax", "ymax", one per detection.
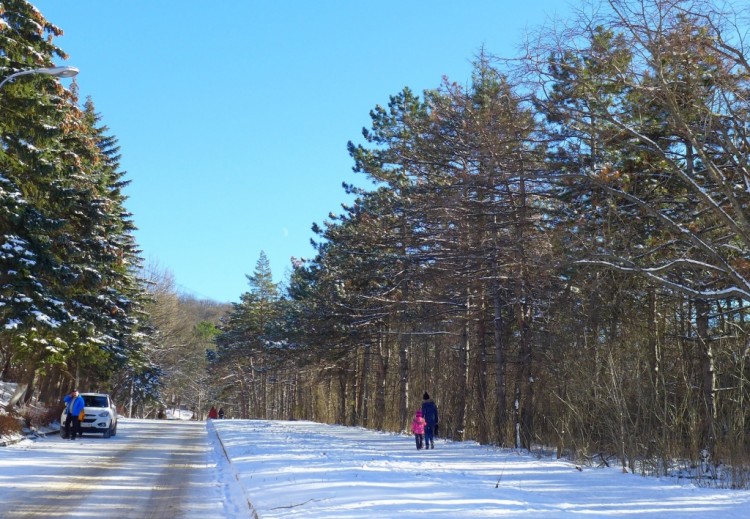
[{"xmin": 34, "ymin": 1, "xmax": 571, "ymax": 303}]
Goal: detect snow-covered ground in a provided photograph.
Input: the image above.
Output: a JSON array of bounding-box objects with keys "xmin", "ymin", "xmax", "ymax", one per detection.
[
  {"xmin": 3, "ymin": 379, "xmax": 750, "ymax": 518},
  {"xmin": 166, "ymin": 407, "xmax": 194, "ymax": 420},
  {"xmin": 213, "ymin": 419, "xmax": 750, "ymax": 518}
]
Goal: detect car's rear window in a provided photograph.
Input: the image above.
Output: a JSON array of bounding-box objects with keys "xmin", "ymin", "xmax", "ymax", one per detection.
[{"xmin": 84, "ymin": 396, "xmax": 108, "ymax": 407}]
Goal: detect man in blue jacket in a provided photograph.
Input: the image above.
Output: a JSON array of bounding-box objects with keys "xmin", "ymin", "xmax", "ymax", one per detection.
[
  {"xmin": 63, "ymin": 389, "xmax": 85, "ymax": 440},
  {"xmin": 421, "ymin": 392, "xmax": 439, "ymax": 449}
]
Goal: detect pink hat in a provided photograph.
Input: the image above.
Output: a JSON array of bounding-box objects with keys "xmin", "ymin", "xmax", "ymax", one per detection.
[{"xmin": 416, "ymin": 410, "xmax": 422, "ymax": 416}]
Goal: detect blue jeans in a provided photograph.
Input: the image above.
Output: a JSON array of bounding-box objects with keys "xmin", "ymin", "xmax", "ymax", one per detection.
[{"xmin": 424, "ymin": 425, "xmax": 435, "ymax": 447}]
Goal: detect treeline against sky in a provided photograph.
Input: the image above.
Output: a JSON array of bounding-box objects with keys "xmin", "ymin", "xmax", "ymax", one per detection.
[{"xmin": 212, "ymin": 0, "xmax": 750, "ymax": 482}]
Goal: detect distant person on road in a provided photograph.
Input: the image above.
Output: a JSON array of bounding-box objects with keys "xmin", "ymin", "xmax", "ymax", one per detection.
[
  {"xmin": 411, "ymin": 410, "xmax": 426, "ymax": 450},
  {"xmin": 218, "ymin": 407, "xmax": 225, "ymax": 419},
  {"xmin": 421, "ymin": 392, "xmax": 439, "ymax": 449},
  {"xmin": 62, "ymin": 389, "xmax": 85, "ymax": 440},
  {"xmin": 208, "ymin": 406, "xmax": 218, "ymax": 419}
]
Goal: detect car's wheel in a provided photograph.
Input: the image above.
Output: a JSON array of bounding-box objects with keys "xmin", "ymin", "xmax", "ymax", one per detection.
[
  {"xmin": 111, "ymin": 422, "xmax": 117, "ymax": 436},
  {"xmin": 103, "ymin": 425, "xmax": 112, "ymax": 438}
]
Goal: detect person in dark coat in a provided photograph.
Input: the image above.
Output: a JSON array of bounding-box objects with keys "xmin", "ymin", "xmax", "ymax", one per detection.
[
  {"xmin": 421, "ymin": 392, "xmax": 439, "ymax": 449},
  {"xmin": 218, "ymin": 407, "xmax": 225, "ymax": 419}
]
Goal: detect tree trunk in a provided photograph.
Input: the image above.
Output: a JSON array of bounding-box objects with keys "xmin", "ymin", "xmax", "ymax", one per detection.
[
  {"xmin": 695, "ymin": 298, "xmax": 716, "ymax": 453},
  {"xmin": 0, "ymin": 338, "xmax": 11, "ymax": 381},
  {"xmin": 375, "ymin": 333, "xmax": 389, "ymax": 431},
  {"xmin": 476, "ymin": 294, "xmax": 489, "ymax": 445},
  {"xmin": 493, "ymin": 285, "xmax": 508, "ymax": 445},
  {"xmin": 399, "ymin": 332, "xmax": 410, "ymax": 431},
  {"xmin": 236, "ymin": 366, "xmax": 248, "ymax": 419},
  {"xmin": 337, "ymin": 368, "xmax": 348, "ymax": 424},
  {"xmin": 21, "ymin": 362, "xmax": 37, "ymax": 405},
  {"xmin": 514, "ymin": 297, "xmax": 533, "ymax": 450},
  {"xmin": 455, "ymin": 294, "xmax": 471, "ymax": 441},
  {"xmin": 361, "ymin": 343, "xmax": 371, "ymax": 427}
]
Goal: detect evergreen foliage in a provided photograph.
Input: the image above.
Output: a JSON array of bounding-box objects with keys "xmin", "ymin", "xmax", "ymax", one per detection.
[
  {"xmin": 213, "ymin": 0, "xmax": 750, "ymax": 484},
  {"xmin": 8, "ymin": 0, "xmax": 750, "ymax": 487},
  {"xmin": 1, "ymin": 0, "xmax": 157, "ymax": 405},
  {"xmin": 213, "ymin": 252, "xmax": 287, "ymax": 419}
]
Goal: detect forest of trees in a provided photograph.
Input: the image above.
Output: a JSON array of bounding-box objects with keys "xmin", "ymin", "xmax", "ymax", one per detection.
[
  {"xmin": 0, "ymin": 0, "xmax": 228, "ymax": 419},
  {"xmin": 4, "ymin": 0, "xmax": 750, "ymax": 483},
  {"xmin": 0, "ymin": 0, "xmax": 156, "ymax": 408},
  {"xmin": 211, "ymin": 0, "xmax": 750, "ymax": 480}
]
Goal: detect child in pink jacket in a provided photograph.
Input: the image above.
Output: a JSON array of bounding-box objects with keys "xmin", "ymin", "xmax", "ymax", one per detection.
[{"xmin": 411, "ymin": 410, "xmax": 427, "ymax": 450}]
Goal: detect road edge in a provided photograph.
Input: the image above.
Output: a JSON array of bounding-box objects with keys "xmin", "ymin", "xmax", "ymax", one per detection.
[{"xmin": 206, "ymin": 419, "xmax": 260, "ymax": 519}]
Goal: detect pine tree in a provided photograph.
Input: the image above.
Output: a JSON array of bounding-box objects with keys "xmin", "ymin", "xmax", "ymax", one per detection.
[
  {"xmin": 1, "ymin": 0, "xmax": 79, "ymax": 394},
  {"xmin": 214, "ymin": 252, "xmax": 283, "ymax": 418},
  {"xmin": 57, "ymin": 97, "xmax": 155, "ymax": 395},
  {"xmin": 535, "ymin": 0, "xmax": 750, "ymax": 460},
  {"xmin": 1, "ymin": 1, "xmax": 156, "ymax": 400}
]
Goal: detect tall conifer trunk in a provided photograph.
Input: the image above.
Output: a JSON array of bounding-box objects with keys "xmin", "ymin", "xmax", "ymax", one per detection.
[
  {"xmin": 455, "ymin": 294, "xmax": 471, "ymax": 441},
  {"xmin": 375, "ymin": 333, "xmax": 389, "ymax": 431},
  {"xmin": 399, "ymin": 334, "xmax": 410, "ymax": 431},
  {"xmin": 476, "ymin": 294, "xmax": 489, "ymax": 444},
  {"xmin": 361, "ymin": 343, "xmax": 371, "ymax": 427},
  {"xmin": 493, "ymin": 285, "xmax": 508, "ymax": 445},
  {"xmin": 696, "ymin": 299, "xmax": 716, "ymax": 453}
]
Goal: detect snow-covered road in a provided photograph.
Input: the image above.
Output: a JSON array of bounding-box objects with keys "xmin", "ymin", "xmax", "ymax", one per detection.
[
  {"xmin": 3, "ymin": 417, "xmax": 750, "ymax": 518},
  {"xmin": 0, "ymin": 419, "xmax": 251, "ymax": 518}
]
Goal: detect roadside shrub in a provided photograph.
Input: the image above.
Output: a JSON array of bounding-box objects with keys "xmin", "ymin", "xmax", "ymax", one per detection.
[
  {"xmin": 0, "ymin": 413, "xmax": 22, "ymax": 436},
  {"xmin": 18, "ymin": 404, "xmax": 64, "ymax": 428},
  {"xmin": 44, "ymin": 404, "xmax": 65, "ymax": 426}
]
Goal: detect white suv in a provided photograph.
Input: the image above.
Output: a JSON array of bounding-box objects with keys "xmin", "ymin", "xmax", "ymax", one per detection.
[{"xmin": 61, "ymin": 392, "xmax": 118, "ymax": 438}]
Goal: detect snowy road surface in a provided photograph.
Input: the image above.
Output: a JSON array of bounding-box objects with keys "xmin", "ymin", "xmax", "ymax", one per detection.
[
  {"xmin": 3, "ymin": 418, "xmax": 750, "ymax": 518},
  {"xmin": 0, "ymin": 419, "xmax": 251, "ymax": 518}
]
